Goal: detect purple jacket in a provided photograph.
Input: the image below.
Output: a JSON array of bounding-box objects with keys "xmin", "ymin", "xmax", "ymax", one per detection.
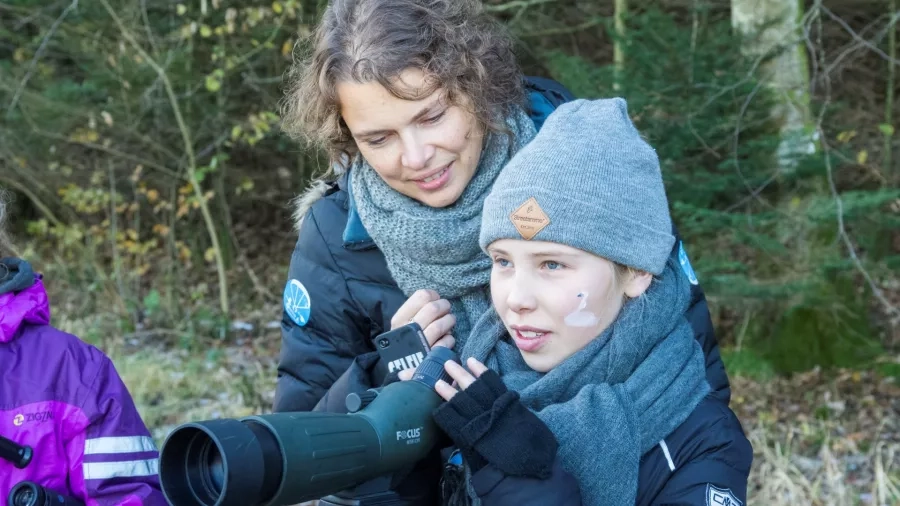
[{"xmin": 0, "ymin": 259, "xmax": 167, "ymax": 505}]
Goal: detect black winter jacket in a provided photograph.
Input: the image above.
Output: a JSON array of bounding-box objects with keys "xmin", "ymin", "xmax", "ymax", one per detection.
[
  {"xmin": 471, "ymin": 396, "xmax": 752, "ymax": 506},
  {"xmin": 315, "ymin": 352, "xmax": 751, "ymax": 506}
]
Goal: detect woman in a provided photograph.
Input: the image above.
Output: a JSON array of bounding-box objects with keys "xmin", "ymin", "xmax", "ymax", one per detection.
[
  {"xmin": 418, "ymin": 98, "xmax": 751, "ymax": 506},
  {"xmin": 0, "ymin": 193, "xmax": 167, "ymax": 505},
  {"xmin": 276, "ymin": 0, "xmax": 728, "ymax": 413}
]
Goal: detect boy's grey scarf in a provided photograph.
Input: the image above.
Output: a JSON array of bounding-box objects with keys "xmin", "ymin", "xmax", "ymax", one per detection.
[{"xmin": 460, "ymin": 258, "xmax": 711, "ymax": 505}]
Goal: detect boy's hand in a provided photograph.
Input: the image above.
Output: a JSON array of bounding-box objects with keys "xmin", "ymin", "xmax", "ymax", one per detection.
[
  {"xmin": 434, "ymin": 357, "xmax": 488, "ymax": 401},
  {"xmin": 430, "ymin": 358, "xmax": 558, "ymax": 479}
]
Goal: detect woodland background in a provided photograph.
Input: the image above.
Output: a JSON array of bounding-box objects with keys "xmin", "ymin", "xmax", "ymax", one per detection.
[{"xmin": 2, "ymin": 0, "xmax": 899, "ymax": 503}]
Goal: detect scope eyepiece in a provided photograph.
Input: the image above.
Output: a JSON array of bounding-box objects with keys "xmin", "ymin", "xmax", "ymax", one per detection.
[
  {"xmin": 8, "ymin": 481, "xmax": 84, "ymax": 506},
  {"xmin": 0, "ymin": 435, "xmax": 33, "ymax": 469},
  {"xmin": 411, "ymin": 346, "xmax": 458, "ymax": 389}
]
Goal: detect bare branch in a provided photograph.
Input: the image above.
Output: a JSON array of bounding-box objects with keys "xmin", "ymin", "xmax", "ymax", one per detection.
[
  {"xmin": 6, "ymin": 0, "xmax": 79, "ymax": 118},
  {"xmin": 820, "ymin": 6, "xmax": 900, "ymax": 66},
  {"xmin": 519, "ymin": 17, "xmax": 605, "ymax": 38},
  {"xmin": 484, "ymin": 0, "xmax": 555, "ymax": 13},
  {"xmin": 820, "ymin": 14, "xmax": 889, "ymax": 77},
  {"xmin": 140, "ymin": 0, "xmax": 160, "ymax": 56},
  {"xmin": 0, "ymin": 174, "xmax": 63, "ymax": 228},
  {"xmin": 99, "ymin": 0, "xmax": 230, "ymax": 318},
  {"xmin": 808, "ymin": 0, "xmax": 900, "ymax": 325},
  {"xmin": 729, "ymin": 79, "xmax": 779, "ymax": 211},
  {"xmin": 18, "ymin": 113, "xmax": 185, "ymax": 180},
  {"xmin": 819, "ymin": 137, "xmax": 900, "ymax": 325}
]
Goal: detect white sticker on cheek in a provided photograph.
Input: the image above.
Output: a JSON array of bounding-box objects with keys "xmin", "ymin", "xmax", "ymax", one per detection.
[{"xmin": 564, "ymin": 291, "xmax": 599, "ymax": 327}]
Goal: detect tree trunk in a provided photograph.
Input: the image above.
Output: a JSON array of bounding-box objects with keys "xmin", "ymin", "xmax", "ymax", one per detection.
[
  {"xmin": 614, "ymin": 0, "xmax": 627, "ymax": 92},
  {"xmin": 732, "ymin": 0, "xmax": 816, "ymax": 168}
]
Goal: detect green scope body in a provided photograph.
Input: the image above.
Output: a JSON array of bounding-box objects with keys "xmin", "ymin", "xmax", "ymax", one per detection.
[{"xmin": 158, "ymin": 346, "xmax": 457, "ymax": 506}]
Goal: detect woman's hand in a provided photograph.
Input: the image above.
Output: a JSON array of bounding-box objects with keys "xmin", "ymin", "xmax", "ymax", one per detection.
[{"xmin": 390, "ymin": 289, "xmax": 456, "ymax": 350}]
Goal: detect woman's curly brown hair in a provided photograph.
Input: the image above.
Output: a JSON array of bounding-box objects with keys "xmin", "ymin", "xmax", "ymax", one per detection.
[{"xmin": 280, "ymin": 0, "xmax": 527, "ymax": 175}]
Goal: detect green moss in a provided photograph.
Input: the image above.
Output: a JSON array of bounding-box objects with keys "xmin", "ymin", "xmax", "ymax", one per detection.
[{"xmin": 721, "ymin": 347, "xmax": 776, "ymax": 381}]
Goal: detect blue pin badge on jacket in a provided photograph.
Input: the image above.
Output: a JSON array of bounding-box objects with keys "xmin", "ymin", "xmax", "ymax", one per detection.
[
  {"xmin": 284, "ymin": 279, "xmax": 311, "ymax": 326},
  {"xmin": 678, "ymin": 241, "xmax": 699, "ymax": 286}
]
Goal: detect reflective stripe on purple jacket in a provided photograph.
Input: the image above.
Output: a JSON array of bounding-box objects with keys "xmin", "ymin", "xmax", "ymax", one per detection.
[{"xmin": 0, "ymin": 258, "xmax": 167, "ymax": 506}]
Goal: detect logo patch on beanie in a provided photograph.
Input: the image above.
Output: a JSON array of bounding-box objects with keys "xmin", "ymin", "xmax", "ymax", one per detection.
[{"xmin": 510, "ymin": 197, "xmax": 550, "ymax": 240}]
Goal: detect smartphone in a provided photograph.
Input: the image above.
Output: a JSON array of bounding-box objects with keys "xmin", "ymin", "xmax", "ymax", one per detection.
[{"xmin": 374, "ymin": 323, "xmax": 431, "ymax": 374}]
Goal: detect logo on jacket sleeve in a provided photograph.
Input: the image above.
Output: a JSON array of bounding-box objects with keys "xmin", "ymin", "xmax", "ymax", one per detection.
[
  {"xmin": 706, "ymin": 484, "xmax": 742, "ymax": 506},
  {"xmin": 283, "ymin": 279, "xmax": 311, "ymax": 327},
  {"xmin": 12, "ymin": 411, "xmax": 53, "ymax": 426}
]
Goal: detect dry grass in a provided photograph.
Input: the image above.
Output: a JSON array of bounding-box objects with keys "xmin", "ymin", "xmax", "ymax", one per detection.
[
  {"xmin": 54, "ymin": 311, "xmax": 281, "ymax": 445},
  {"xmin": 746, "ymin": 423, "xmax": 900, "ymax": 505},
  {"xmin": 734, "ymin": 371, "xmax": 900, "ymax": 506}
]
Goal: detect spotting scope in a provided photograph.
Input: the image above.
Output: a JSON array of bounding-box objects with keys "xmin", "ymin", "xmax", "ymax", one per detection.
[{"xmin": 158, "ymin": 346, "xmax": 459, "ymax": 506}]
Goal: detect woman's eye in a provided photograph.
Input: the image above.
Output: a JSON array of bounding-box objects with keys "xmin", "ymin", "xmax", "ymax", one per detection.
[
  {"xmin": 365, "ymin": 137, "xmax": 387, "ymax": 147},
  {"xmin": 494, "ymin": 258, "xmax": 510, "ymax": 268},
  {"xmin": 423, "ymin": 111, "xmax": 445, "ymax": 124},
  {"xmin": 543, "ymin": 261, "xmax": 563, "ymax": 270}
]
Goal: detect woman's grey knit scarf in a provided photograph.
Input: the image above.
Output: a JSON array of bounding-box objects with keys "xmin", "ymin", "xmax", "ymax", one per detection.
[
  {"xmin": 459, "ymin": 258, "xmax": 711, "ymax": 506},
  {"xmin": 349, "ymin": 107, "xmax": 537, "ymax": 347}
]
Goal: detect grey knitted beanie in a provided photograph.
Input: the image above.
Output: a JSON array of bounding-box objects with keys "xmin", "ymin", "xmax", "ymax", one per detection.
[{"xmin": 479, "ymin": 98, "xmax": 675, "ymax": 275}]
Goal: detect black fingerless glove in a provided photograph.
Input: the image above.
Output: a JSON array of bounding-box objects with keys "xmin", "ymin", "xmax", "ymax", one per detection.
[{"xmin": 431, "ymin": 369, "xmax": 558, "ymax": 479}]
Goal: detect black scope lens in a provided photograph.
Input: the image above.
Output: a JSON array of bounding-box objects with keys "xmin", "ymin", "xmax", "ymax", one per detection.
[{"xmin": 159, "ymin": 419, "xmax": 283, "ymax": 506}]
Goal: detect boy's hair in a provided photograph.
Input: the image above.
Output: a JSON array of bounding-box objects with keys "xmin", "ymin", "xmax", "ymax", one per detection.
[
  {"xmin": 613, "ymin": 264, "xmax": 637, "ymax": 289},
  {"xmin": 280, "ymin": 0, "xmax": 526, "ymax": 175}
]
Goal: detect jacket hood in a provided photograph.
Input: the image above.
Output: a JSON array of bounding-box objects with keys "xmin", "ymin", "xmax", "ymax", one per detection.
[
  {"xmin": 0, "ymin": 258, "xmax": 50, "ymax": 343},
  {"xmin": 291, "ymin": 178, "xmax": 334, "ymax": 231}
]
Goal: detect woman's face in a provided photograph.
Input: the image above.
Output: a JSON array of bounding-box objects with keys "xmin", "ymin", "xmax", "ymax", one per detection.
[
  {"xmin": 336, "ymin": 68, "xmax": 485, "ymax": 208},
  {"xmin": 488, "ymin": 239, "xmax": 652, "ymax": 372}
]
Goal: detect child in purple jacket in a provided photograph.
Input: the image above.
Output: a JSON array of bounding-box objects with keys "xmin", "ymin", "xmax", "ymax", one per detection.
[{"xmin": 0, "ymin": 197, "xmax": 167, "ymax": 505}]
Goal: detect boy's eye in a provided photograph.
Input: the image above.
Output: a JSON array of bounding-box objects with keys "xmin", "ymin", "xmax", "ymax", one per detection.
[{"xmin": 365, "ymin": 137, "xmax": 387, "ymax": 147}]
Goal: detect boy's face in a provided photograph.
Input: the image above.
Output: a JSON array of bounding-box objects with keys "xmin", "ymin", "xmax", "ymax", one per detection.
[{"xmin": 487, "ymin": 239, "xmax": 650, "ymax": 372}]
